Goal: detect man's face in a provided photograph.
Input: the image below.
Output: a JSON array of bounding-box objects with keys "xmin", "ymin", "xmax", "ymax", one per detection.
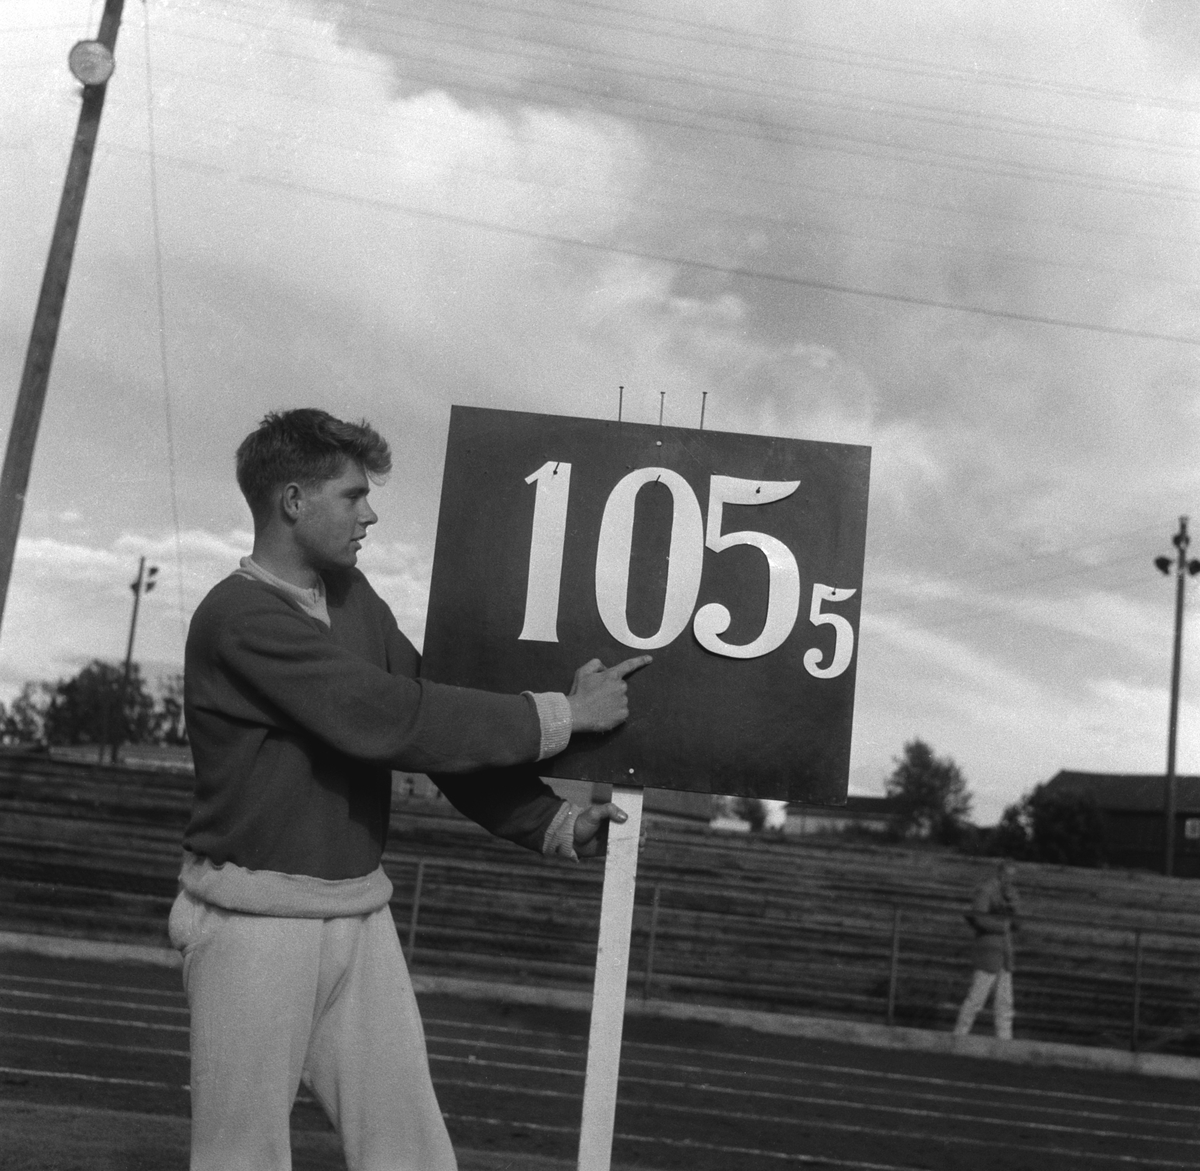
[{"xmin": 293, "ymin": 460, "xmax": 378, "ymax": 573}]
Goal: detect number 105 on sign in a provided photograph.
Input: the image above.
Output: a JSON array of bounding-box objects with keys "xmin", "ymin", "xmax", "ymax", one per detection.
[
  {"xmin": 422, "ymin": 407, "xmax": 871, "ymax": 803},
  {"xmin": 521, "ymin": 460, "xmax": 856, "ymax": 677}
]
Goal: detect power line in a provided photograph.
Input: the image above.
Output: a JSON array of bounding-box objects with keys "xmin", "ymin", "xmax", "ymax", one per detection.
[
  {"xmin": 94, "ymin": 137, "xmax": 1200, "ymax": 348},
  {"xmin": 0, "ymin": 22, "xmax": 90, "ymax": 32},
  {"xmin": 872, "ymin": 550, "xmax": 1150, "ymax": 618},
  {"xmin": 160, "ymin": 16, "xmax": 1200, "ymax": 208},
  {"xmin": 219, "ymin": 0, "xmax": 1200, "ymax": 161},
  {"xmin": 875, "ymin": 521, "xmax": 1168, "ymax": 596},
  {"xmin": 116, "ymin": 53, "xmax": 1200, "ymax": 255},
  {"xmin": 76, "ymin": 2, "xmax": 1200, "ymax": 254},
  {"xmin": 483, "ymin": 0, "xmax": 1200, "ymax": 114},
  {"xmin": 223, "ymin": 0, "xmax": 1200, "ymax": 117},
  {"xmin": 107, "ymin": 96, "xmax": 1196, "ymax": 293},
  {"xmin": 140, "ymin": 0, "xmax": 187, "ymax": 645},
  {"xmin": 868, "ymin": 559, "xmax": 1188, "ymax": 639}
]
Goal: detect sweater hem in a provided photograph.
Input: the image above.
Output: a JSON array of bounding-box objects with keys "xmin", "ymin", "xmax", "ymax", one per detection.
[{"xmin": 179, "ymin": 851, "xmax": 394, "ymax": 918}]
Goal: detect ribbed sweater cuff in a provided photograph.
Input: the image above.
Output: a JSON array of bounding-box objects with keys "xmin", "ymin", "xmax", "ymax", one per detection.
[
  {"xmin": 179, "ymin": 852, "xmax": 394, "ymax": 917},
  {"xmin": 525, "ymin": 691, "xmax": 572, "ymax": 760},
  {"xmin": 541, "ymin": 801, "xmax": 581, "ymax": 861}
]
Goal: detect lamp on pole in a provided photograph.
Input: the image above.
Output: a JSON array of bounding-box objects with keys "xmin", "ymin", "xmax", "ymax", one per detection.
[
  {"xmin": 110, "ymin": 556, "xmax": 157, "ymax": 764},
  {"xmin": 1154, "ymin": 517, "xmax": 1200, "ymax": 876}
]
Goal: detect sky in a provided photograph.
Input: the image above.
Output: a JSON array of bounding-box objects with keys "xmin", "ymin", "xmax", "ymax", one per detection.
[{"xmin": 2, "ymin": 0, "xmax": 1200, "ymax": 822}]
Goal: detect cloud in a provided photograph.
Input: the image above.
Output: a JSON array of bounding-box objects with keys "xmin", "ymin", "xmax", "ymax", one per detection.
[
  {"xmin": 5, "ymin": 0, "xmax": 1200, "ymax": 822},
  {"xmin": 356, "ymin": 539, "xmax": 432, "ymax": 647},
  {"xmin": 0, "ymin": 526, "xmax": 252, "ymax": 694}
]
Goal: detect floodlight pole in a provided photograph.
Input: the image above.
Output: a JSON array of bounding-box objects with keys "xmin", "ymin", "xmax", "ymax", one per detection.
[
  {"xmin": 111, "ymin": 555, "xmax": 156, "ymax": 764},
  {"xmin": 1156, "ymin": 517, "xmax": 1200, "ymax": 876},
  {"xmin": 0, "ymin": 0, "xmax": 125, "ymax": 644}
]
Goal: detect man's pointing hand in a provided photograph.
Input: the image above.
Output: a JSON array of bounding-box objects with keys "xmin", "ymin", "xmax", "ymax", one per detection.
[{"xmin": 566, "ymin": 655, "xmax": 652, "ymax": 733}]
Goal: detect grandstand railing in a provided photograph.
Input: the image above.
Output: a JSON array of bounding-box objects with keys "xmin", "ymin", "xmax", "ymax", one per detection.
[
  {"xmin": 4, "ymin": 752, "xmax": 1200, "ymax": 1056},
  {"xmin": 389, "ymin": 852, "xmax": 1200, "ymax": 1055}
]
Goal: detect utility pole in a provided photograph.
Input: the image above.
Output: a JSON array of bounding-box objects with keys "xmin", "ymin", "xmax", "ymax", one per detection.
[
  {"xmin": 1154, "ymin": 517, "xmax": 1200, "ymax": 876},
  {"xmin": 0, "ymin": 0, "xmax": 126, "ymax": 643},
  {"xmin": 111, "ymin": 556, "xmax": 157, "ymax": 765}
]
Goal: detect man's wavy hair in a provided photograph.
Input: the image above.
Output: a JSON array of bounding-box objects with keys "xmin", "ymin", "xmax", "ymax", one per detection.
[{"xmin": 235, "ymin": 409, "xmax": 392, "ymax": 522}]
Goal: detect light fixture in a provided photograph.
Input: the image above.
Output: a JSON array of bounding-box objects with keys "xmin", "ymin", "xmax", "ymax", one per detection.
[{"xmin": 68, "ymin": 40, "xmax": 115, "ymax": 86}]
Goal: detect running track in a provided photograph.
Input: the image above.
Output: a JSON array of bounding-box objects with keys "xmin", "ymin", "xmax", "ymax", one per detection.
[{"xmin": 2, "ymin": 949, "xmax": 1198, "ymax": 1170}]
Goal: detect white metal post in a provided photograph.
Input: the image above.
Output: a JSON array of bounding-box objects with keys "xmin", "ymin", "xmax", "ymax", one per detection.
[{"xmin": 577, "ymin": 786, "xmax": 643, "ymax": 1171}]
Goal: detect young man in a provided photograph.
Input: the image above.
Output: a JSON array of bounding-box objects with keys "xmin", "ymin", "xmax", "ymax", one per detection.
[
  {"xmin": 171, "ymin": 408, "xmax": 649, "ymax": 1171},
  {"xmin": 953, "ymin": 859, "xmax": 1020, "ymax": 1040}
]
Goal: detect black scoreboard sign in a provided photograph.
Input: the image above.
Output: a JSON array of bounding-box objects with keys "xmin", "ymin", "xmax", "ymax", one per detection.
[{"xmin": 421, "ymin": 406, "xmax": 870, "ymax": 803}]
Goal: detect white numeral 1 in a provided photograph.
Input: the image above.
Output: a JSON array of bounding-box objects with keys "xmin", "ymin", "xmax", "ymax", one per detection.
[{"xmin": 518, "ymin": 461, "xmax": 572, "ymax": 642}]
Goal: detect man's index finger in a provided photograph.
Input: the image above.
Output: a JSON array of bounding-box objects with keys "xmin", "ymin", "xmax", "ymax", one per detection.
[{"xmin": 610, "ymin": 654, "xmax": 653, "ymax": 679}]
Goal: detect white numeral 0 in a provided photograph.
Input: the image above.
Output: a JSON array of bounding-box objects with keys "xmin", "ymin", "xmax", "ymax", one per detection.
[{"xmin": 594, "ymin": 468, "xmax": 704, "ymax": 650}]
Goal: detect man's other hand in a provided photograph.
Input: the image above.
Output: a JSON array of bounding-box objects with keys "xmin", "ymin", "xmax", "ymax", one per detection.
[
  {"xmin": 567, "ymin": 655, "xmax": 652, "ymax": 733},
  {"xmin": 573, "ymin": 801, "xmax": 628, "ymax": 857}
]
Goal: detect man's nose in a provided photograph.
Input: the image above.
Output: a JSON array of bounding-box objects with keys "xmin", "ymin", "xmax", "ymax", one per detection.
[{"xmin": 361, "ymin": 502, "xmax": 378, "ymax": 527}]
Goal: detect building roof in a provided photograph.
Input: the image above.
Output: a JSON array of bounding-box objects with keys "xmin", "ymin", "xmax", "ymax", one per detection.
[
  {"xmin": 1044, "ymin": 771, "xmax": 1200, "ymax": 813},
  {"xmin": 787, "ymin": 795, "xmax": 895, "ymax": 818}
]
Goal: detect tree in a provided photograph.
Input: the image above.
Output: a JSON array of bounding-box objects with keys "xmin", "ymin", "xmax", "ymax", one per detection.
[
  {"xmin": 41, "ymin": 659, "xmax": 157, "ymax": 747},
  {"xmin": 986, "ymin": 802, "xmax": 1032, "ymax": 860},
  {"xmin": 153, "ymin": 672, "xmax": 187, "ymax": 745},
  {"xmin": 0, "ymin": 681, "xmax": 51, "ymax": 744},
  {"xmin": 2, "ymin": 662, "xmax": 188, "ymax": 750},
  {"xmin": 1026, "ymin": 784, "xmax": 1106, "ymax": 866},
  {"xmin": 885, "ymin": 739, "xmax": 972, "ymax": 844},
  {"xmin": 984, "ymin": 784, "xmax": 1106, "ymax": 867}
]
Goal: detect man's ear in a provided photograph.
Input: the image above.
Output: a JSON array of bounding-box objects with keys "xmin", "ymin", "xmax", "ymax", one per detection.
[{"xmin": 280, "ymin": 482, "xmax": 305, "ymax": 523}]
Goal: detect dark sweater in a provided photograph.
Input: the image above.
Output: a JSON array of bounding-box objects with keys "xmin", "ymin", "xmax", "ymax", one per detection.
[
  {"xmin": 967, "ymin": 876, "xmax": 1019, "ymax": 974},
  {"xmin": 183, "ymin": 569, "xmax": 565, "ymax": 882}
]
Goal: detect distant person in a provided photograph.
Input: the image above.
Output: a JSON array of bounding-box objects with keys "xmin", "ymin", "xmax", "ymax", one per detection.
[
  {"xmin": 953, "ymin": 859, "xmax": 1019, "ymax": 1040},
  {"xmin": 170, "ymin": 408, "xmax": 650, "ymax": 1171}
]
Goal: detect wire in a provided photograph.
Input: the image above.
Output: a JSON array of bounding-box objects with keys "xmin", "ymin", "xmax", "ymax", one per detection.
[
  {"xmin": 105, "ymin": 94, "xmax": 1196, "ymax": 293},
  {"xmin": 223, "ymin": 0, "xmax": 1200, "ymax": 117},
  {"xmin": 868, "ymin": 564, "xmax": 1186, "ymax": 640},
  {"xmin": 875, "ymin": 521, "xmax": 1167, "ymax": 598},
  {"xmin": 209, "ymin": 0, "xmax": 1200, "ymax": 158},
  {"xmin": 140, "ymin": 0, "xmax": 188, "ymax": 646},
  {"xmin": 870, "ymin": 553, "xmax": 1149, "ymax": 621},
  {"xmin": 93, "ymin": 137, "xmax": 1200, "ymax": 348},
  {"xmin": 86, "ymin": 1, "xmax": 1200, "ymax": 255},
  {"xmin": 862, "ymin": 520, "xmax": 1192, "ymax": 636},
  {"xmin": 507, "ymin": 0, "xmax": 1200, "ymax": 114},
  {"xmin": 123, "ymin": 53, "xmax": 1200, "ymax": 257},
  {"xmin": 329, "ymin": 0, "xmax": 1200, "ymax": 159},
  {"xmin": 158, "ymin": 18, "xmax": 1200, "ymax": 208},
  {"xmin": 0, "ymin": 22, "xmax": 87, "ymax": 32}
]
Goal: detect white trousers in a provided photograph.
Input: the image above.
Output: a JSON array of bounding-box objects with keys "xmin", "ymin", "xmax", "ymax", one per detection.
[
  {"xmin": 168, "ymin": 889, "xmax": 457, "ymax": 1171},
  {"xmin": 953, "ymin": 968, "xmax": 1014, "ymax": 1040}
]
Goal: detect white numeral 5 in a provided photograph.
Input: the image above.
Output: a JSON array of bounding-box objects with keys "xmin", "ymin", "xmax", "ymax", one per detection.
[
  {"xmin": 693, "ymin": 476, "xmax": 801, "ymax": 659},
  {"xmin": 803, "ymin": 584, "xmax": 857, "ymax": 678}
]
